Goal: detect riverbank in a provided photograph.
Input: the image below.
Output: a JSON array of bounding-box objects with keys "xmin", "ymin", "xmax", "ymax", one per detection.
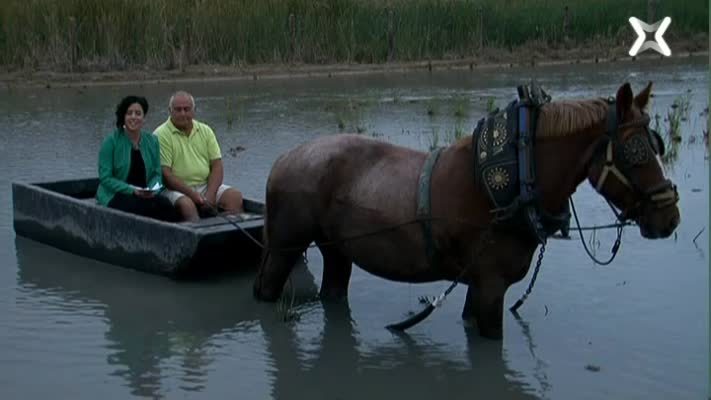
[
  {"xmin": 2, "ymin": 36, "xmax": 707, "ymax": 89},
  {"xmin": 2, "ymin": 0, "xmax": 707, "ymax": 88}
]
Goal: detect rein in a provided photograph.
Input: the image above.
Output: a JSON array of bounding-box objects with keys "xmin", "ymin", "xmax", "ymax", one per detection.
[
  {"xmin": 205, "ymin": 199, "xmax": 629, "ymax": 329},
  {"xmin": 570, "ymin": 198, "xmax": 625, "ymax": 266},
  {"xmin": 210, "ymin": 89, "xmax": 679, "ymax": 331},
  {"xmin": 204, "ymin": 201, "xmax": 627, "ymax": 254}
]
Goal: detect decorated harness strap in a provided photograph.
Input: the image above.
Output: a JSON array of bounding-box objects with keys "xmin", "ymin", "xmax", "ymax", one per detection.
[{"xmin": 473, "ymin": 82, "xmax": 568, "ymax": 243}]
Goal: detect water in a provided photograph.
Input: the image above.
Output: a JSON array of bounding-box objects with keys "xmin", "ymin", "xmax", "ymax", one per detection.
[{"xmin": 0, "ymin": 56, "xmax": 708, "ymax": 399}]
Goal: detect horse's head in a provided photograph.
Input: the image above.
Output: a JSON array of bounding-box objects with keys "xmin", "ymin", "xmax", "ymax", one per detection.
[{"xmin": 587, "ymin": 82, "xmax": 680, "ymax": 239}]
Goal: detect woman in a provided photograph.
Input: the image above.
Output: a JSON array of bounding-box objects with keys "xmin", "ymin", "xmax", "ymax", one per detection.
[{"xmin": 96, "ymin": 95, "xmax": 178, "ymax": 222}]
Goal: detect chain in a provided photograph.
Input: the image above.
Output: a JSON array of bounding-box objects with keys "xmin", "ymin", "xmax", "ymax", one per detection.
[{"xmin": 509, "ymin": 241, "xmax": 546, "ymax": 313}]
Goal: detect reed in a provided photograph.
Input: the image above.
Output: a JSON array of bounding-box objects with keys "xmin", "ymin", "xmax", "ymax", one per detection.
[
  {"xmin": 453, "ymin": 96, "xmax": 469, "ymax": 119},
  {"xmin": 332, "ymin": 97, "xmax": 368, "ymax": 133},
  {"xmin": 428, "ymin": 127, "xmax": 440, "ymax": 150},
  {"xmin": 1, "ymin": 0, "xmax": 706, "ymax": 71},
  {"xmin": 444, "ymin": 122, "xmax": 466, "ymax": 144},
  {"xmin": 660, "ymin": 92, "xmax": 694, "ymax": 165},
  {"xmin": 486, "ymin": 97, "xmax": 497, "ymax": 113},
  {"xmin": 666, "ymin": 92, "xmax": 692, "ymax": 142}
]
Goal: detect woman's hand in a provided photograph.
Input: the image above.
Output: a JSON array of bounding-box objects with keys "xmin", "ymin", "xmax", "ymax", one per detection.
[{"xmin": 133, "ymin": 189, "xmax": 155, "ymax": 199}]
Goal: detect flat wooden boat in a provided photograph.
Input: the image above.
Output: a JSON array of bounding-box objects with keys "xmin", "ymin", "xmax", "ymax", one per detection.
[{"xmin": 12, "ymin": 178, "xmax": 265, "ymax": 278}]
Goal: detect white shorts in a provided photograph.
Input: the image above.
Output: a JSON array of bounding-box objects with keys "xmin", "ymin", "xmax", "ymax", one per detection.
[{"xmin": 161, "ymin": 184, "xmax": 231, "ymax": 206}]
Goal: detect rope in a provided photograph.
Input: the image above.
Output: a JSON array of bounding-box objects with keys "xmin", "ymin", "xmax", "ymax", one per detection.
[
  {"xmin": 205, "ymin": 199, "xmax": 628, "ymax": 319},
  {"xmin": 204, "ymin": 201, "xmax": 630, "ymax": 255},
  {"xmin": 510, "ymin": 196, "xmax": 630, "ymax": 313},
  {"xmin": 569, "ymin": 198, "xmax": 624, "ymax": 266}
]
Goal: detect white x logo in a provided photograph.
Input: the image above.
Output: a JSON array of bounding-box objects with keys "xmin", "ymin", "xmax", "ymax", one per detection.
[{"xmin": 628, "ymin": 16, "xmax": 672, "ymax": 57}]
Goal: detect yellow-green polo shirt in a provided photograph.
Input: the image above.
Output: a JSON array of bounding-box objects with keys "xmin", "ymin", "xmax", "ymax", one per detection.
[{"xmin": 153, "ymin": 118, "xmax": 222, "ymax": 187}]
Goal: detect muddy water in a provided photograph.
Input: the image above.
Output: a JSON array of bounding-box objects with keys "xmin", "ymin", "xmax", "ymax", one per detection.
[{"xmin": 0, "ymin": 56, "xmax": 707, "ymax": 399}]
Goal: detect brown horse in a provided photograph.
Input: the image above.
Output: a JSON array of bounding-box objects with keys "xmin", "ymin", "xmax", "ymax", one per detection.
[{"xmin": 253, "ymin": 82, "xmax": 680, "ymax": 339}]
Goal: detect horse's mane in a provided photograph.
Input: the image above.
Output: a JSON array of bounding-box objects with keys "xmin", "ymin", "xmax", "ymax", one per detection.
[{"xmin": 536, "ymin": 98, "xmax": 609, "ymax": 138}]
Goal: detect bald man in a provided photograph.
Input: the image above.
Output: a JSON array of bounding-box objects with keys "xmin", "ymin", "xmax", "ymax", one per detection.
[{"xmin": 153, "ymin": 91, "xmax": 243, "ymax": 222}]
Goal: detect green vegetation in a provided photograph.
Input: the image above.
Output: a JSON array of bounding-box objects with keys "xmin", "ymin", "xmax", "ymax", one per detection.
[
  {"xmin": 449, "ymin": 123, "xmax": 466, "ymax": 143},
  {"xmin": 667, "ymin": 91, "xmax": 692, "ymax": 141},
  {"xmin": 452, "ymin": 96, "xmax": 469, "ymax": 118},
  {"xmin": 485, "ymin": 97, "xmax": 497, "ymax": 113},
  {"xmin": 428, "ymin": 127, "xmax": 441, "ymax": 150},
  {"xmin": 0, "ymin": 0, "xmax": 706, "ymax": 71},
  {"xmin": 426, "ymin": 99, "xmax": 439, "ymax": 117},
  {"xmin": 660, "ymin": 91, "xmax": 694, "ymax": 165},
  {"xmin": 329, "ymin": 97, "xmax": 370, "ymax": 133}
]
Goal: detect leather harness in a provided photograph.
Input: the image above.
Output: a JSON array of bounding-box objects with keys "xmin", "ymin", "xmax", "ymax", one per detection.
[
  {"xmin": 415, "ymin": 83, "xmax": 571, "ymax": 268},
  {"xmin": 415, "ymin": 83, "xmax": 677, "ymax": 269}
]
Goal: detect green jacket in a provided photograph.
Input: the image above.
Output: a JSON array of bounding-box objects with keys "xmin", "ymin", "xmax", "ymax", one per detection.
[{"xmin": 96, "ymin": 129, "xmax": 163, "ymax": 206}]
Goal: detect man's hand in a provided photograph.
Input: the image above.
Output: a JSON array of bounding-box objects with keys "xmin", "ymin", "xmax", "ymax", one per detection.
[
  {"xmin": 163, "ymin": 166, "xmax": 205, "ymax": 206},
  {"xmin": 188, "ymin": 190, "xmax": 205, "ymax": 206},
  {"xmin": 204, "ymin": 192, "xmax": 217, "ymax": 208},
  {"xmin": 200, "ymin": 192, "xmax": 219, "ymax": 216}
]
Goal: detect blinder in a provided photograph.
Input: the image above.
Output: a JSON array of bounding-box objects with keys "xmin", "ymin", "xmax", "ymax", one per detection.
[
  {"xmin": 595, "ymin": 101, "xmax": 677, "ymax": 221},
  {"xmin": 618, "ymin": 114, "xmax": 665, "ymax": 165}
]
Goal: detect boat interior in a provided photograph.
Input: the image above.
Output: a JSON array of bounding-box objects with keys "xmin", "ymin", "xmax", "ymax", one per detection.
[{"xmin": 34, "ymin": 178, "xmax": 264, "ymax": 227}]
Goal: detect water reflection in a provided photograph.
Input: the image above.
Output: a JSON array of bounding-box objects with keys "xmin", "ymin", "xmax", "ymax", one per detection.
[
  {"xmin": 511, "ymin": 314, "xmax": 551, "ymax": 399},
  {"xmin": 16, "ymin": 236, "xmax": 544, "ymax": 399},
  {"xmin": 3, "ymin": 57, "xmax": 708, "ymax": 400},
  {"xmin": 262, "ymin": 300, "xmax": 543, "ymax": 399},
  {"xmin": 14, "ymin": 237, "xmax": 315, "ymax": 398}
]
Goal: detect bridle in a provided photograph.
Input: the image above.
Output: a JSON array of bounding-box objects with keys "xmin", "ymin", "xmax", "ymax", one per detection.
[{"xmin": 592, "ymin": 102, "xmax": 679, "ymax": 222}]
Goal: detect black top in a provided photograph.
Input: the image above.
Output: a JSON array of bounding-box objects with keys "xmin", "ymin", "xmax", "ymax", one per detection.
[{"xmin": 126, "ymin": 148, "xmax": 147, "ymax": 189}]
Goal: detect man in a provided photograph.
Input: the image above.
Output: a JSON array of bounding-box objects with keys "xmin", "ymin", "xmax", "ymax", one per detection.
[{"xmin": 154, "ymin": 91, "xmax": 243, "ymax": 221}]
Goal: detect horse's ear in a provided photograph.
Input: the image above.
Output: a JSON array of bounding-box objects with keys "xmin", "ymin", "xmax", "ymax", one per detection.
[
  {"xmin": 616, "ymin": 82, "xmax": 634, "ymax": 120},
  {"xmin": 634, "ymin": 81, "xmax": 653, "ymax": 110}
]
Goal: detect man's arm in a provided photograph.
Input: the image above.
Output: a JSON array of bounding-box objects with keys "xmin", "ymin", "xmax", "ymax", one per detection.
[
  {"xmin": 204, "ymin": 158, "xmax": 224, "ymax": 204},
  {"xmin": 157, "ymin": 129, "xmax": 203, "ymax": 205},
  {"xmin": 203, "ymin": 125, "xmax": 224, "ymax": 206}
]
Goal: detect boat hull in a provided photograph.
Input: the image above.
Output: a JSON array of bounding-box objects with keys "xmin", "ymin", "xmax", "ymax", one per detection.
[{"xmin": 12, "ymin": 178, "xmax": 265, "ymax": 278}]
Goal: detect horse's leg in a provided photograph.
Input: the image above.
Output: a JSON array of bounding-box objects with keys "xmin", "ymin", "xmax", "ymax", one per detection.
[
  {"xmin": 462, "ymin": 284, "xmax": 478, "ymax": 322},
  {"xmin": 253, "ymin": 198, "xmax": 316, "ymax": 302},
  {"xmin": 317, "ymin": 244, "xmax": 352, "ymax": 301},
  {"xmin": 254, "ymin": 245, "xmax": 308, "ymax": 302},
  {"xmin": 464, "ymin": 276, "xmax": 507, "ymax": 340}
]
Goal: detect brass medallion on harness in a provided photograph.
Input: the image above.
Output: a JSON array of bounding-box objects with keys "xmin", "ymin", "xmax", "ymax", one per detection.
[{"xmin": 474, "ymin": 103, "xmax": 520, "ymax": 213}]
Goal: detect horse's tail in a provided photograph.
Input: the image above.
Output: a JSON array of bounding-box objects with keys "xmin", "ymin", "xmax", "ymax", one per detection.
[
  {"xmin": 255, "ymin": 165, "xmax": 276, "ymax": 298},
  {"xmin": 259, "ymin": 173, "xmax": 272, "ymax": 271},
  {"xmin": 253, "ymin": 208, "xmax": 272, "ymax": 299}
]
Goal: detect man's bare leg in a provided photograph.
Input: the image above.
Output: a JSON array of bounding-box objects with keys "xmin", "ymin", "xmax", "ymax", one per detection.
[
  {"xmin": 175, "ymin": 196, "xmax": 200, "ymax": 222},
  {"xmin": 218, "ymin": 188, "xmax": 243, "ymax": 214}
]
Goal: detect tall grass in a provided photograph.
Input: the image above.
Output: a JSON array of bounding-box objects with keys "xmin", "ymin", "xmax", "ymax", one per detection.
[{"xmin": 0, "ymin": 0, "xmax": 707, "ymax": 71}]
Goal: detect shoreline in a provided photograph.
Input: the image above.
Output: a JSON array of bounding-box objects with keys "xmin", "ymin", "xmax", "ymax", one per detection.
[{"xmin": 2, "ymin": 46, "xmax": 708, "ymax": 89}]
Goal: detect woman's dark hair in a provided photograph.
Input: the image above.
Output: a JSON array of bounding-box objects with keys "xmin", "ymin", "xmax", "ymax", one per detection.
[{"xmin": 115, "ymin": 95, "xmax": 149, "ymax": 129}]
